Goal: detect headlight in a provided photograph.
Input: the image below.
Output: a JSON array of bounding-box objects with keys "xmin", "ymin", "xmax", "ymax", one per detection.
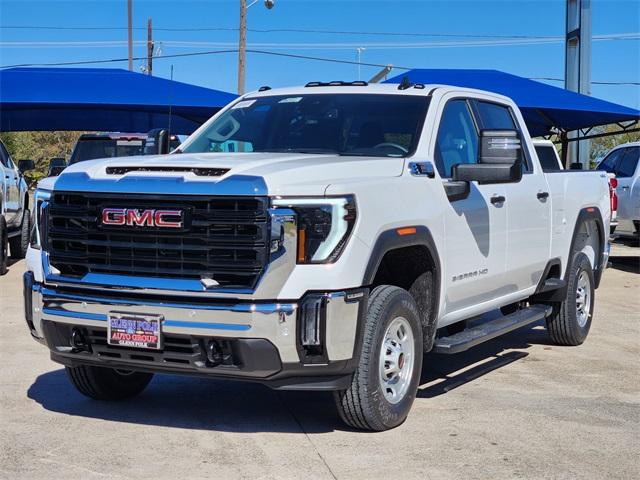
[
  {"xmin": 31, "ymin": 189, "xmax": 51, "ymax": 250},
  {"xmin": 272, "ymin": 196, "xmax": 356, "ymax": 264}
]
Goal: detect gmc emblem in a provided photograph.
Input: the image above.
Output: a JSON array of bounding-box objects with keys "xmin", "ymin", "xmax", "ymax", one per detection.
[{"xmin": 102, "ymin": 208, "xmax": 184, "ymax": 229}]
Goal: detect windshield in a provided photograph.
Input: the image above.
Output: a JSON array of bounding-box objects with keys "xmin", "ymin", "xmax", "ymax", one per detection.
[
  {"xmin": 70, "ymin": 138, "xmax": 146, "ymax": 164},
  {"xmin": 182, "ymin": 93, "xmax": 430, "ymax": 158}
]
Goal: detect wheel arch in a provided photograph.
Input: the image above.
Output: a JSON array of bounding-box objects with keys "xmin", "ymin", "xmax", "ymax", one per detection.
[
  {"xmin": 363, "ymin": 226, "xmax": 441, "ymax": 350},
  {"xmin": 566, "ymin": 207, "xmax": 606, "ymax": 289}
]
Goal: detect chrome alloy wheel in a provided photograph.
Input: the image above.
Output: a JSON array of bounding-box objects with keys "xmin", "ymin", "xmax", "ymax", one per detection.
[
  {"xmin": 576, "ymin": 270, "xmax": 591, "ymax": 328},
  {"xmin": 379, "ymin": 316, "xmax": 415, "ymax": 404}
]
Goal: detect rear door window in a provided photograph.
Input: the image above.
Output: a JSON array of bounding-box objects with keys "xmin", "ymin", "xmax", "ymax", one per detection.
[
  {"xmin": 474, "ymin": 100, "xmax": 531, "ymax": 171},
  {"xmin": 475, "ymin": 101, "xmax": 516, "ymax": 129},
  {"xmin": 535, "ymin": 145, "xmax": 562, "ymax": 171}
]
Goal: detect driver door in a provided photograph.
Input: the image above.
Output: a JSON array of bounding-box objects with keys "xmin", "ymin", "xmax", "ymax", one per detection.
[{"xmin": 435, "ymin": 98, "xmax": 508, "ymax": 321}]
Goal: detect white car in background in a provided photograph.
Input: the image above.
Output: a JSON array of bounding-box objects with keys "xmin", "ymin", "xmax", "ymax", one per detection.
[
  {"xmin": 597, "ymin": 142, "xmax": 640, "ymax": 239},
  {"xmin": 532, "ymin": 139, "xmax": 563, "ymax": 172}
]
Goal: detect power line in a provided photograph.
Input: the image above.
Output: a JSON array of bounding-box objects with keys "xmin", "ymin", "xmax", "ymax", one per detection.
[
  {"xmin": 0, "ymin": 24, "xmax": 561, "ymax": 38},
  {"xmin": 0, "ymin": 48, "xmax": 637, "ymax": 86},
  {"xmin": 2, "ymin": 33, "xmax": 638, "ymax": 50}
]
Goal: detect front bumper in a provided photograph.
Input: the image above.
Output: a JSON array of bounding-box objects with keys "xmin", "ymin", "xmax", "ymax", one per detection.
[{"xmin": 24, "ymin": 273, "xmax": 366, "ymax": 390}]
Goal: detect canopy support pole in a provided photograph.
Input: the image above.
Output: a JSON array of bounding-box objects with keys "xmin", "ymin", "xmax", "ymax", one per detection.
[{"xmin": 560, "ymin": 132, "xmax": 569, "ymax": 168}]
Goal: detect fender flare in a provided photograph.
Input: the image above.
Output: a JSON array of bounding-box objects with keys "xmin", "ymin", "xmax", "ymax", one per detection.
[
  {"xmin": 362, "ymin": 226, "xmax": 442, "ymax": 348},
  {"xmin": 566, "ymin": 207, "xmax": 606, "ymax": 289}
]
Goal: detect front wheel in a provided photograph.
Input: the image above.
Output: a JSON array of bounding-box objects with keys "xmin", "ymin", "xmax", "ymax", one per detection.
[
  {"xmin": 65, "ymin": 365, "xmax": 153, "ymax": 400},
  {"xmin": 546, "ymin": 252, "xmax": 595, "ymax": 346},
  {"xmin": 0, "ymin": 217, "xmax": 8, "ymax": 276},
  {"xmin": 334, "ymin": 285, "xmax": 423, "ymax": 431},
  {"xmin": 9, "ymin": 208, "xmax": 30, "ymax": 259}
]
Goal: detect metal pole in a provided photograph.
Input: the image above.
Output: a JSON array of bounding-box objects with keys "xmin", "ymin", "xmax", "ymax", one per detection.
[
  {"xmin": 147, "ymin": 17, "xmax": 153, "ymax": 76},
  {"xmin": 356, "ymin": 48, "xmax": 365, "ymax": 81},
  {"xmin": 565, "ymin": 0, "xmax": 592, "ymax": 167},
  {"xmin": 127, "ymin": 0, "xmax": 133, "ymax": 71},
  {"xmin": 560, "ymin": 132, "xmax": 569, "ymax": 168},
  {"xmin": 238, "ymin": 0, "xmax": 247, "ymax": 95}
]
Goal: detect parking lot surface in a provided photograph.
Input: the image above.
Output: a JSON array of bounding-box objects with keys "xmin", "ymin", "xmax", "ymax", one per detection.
[{"xmin": 1, "ymin": 240, "xmax": 638, "ymax": 480}]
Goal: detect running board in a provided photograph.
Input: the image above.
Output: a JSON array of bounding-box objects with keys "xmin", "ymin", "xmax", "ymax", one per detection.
[{"xmin": 433, "ymin": 305, "xmax": 552, "ymax": 354}]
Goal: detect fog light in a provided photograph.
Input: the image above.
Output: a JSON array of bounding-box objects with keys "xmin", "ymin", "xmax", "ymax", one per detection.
[
  {"xmin": 299, "ymin": 295, "xmax": 325, "ymax": 346},
  {"xmin": 206, "ymin": 340, "xmax": 222, "ymax": 365}
]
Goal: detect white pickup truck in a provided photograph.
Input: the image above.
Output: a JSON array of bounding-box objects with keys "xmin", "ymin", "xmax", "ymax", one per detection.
[
  {"xmin": 0, "ymin": 138, "xmax": 33, "ymax": 275},
  {"xmin": 25, "ymin": 82, "xmax": 611, "ymax": 430}
]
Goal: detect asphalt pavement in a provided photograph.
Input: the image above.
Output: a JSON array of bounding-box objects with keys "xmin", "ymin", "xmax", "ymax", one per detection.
[{"xmin": 1, "ymin": 239, "xmax": 638, "ymax": 480}]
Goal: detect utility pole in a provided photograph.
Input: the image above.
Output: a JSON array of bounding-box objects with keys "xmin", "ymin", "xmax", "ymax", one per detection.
[
  {"xmin": 127, "ymin": 0, "xmax": 133, "ymax": 71},
  {"xmin": 565, "ymin": 0, "xmax": 592, "ymax": 167},
  {"xmin": 237, "ymin": 0, "xmax": 275, "ymax": 95},
  {"xmin": 147, "ymin": 17, "xmax": 153, "ymax": 76},
  {"xmin": 238, "ymin": 0, "xmax": 247, "ymax": 94}
]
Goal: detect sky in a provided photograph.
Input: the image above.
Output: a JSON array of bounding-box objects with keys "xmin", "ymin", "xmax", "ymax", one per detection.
[{"xmin": 0, "ymin": 0, "xmax": 638, "ymax": 109}]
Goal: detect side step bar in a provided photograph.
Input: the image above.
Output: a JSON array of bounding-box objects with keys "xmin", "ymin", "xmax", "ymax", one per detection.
[{"xmin": 433, "ymin": 305, "xmax": 552, "ymax": 354}]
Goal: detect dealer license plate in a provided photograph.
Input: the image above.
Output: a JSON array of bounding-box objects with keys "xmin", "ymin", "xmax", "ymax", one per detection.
[{"xmin": 107, "ymin": 312, "xmax": 163, "ymax": 350}]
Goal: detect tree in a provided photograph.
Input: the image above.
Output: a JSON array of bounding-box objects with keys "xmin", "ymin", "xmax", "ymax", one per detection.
[{"xmin": 0, "ymin": 131, "xmax": 85, "ymax": 187}]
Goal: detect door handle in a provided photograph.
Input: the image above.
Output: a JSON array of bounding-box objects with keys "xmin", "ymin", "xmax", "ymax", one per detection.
[
  {"xmin": 490, "ymin": 195, "xmax": 506, "ymax": 205},
  {"xmin": 537, "ymin": 191, "xmax": 550, "ymax": 200},
  {"xmin": 621, "ymin": 186, "xmax": 629, "ymax": 190}
]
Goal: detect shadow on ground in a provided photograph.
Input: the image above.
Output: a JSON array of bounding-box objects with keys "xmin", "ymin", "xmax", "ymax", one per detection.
[
  {"xmin": 609, "ymin": 255, "xmax": 640, "ymax": 274},
  {"xmin": 28, "ymin": 322, "xmax": 551, "ymax": 432}
]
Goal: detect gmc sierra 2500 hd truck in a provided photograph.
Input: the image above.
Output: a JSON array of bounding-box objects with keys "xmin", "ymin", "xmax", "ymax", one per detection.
[{"xmin": 24, "ymin": 82, "xmax": 611, "ymax": 431}]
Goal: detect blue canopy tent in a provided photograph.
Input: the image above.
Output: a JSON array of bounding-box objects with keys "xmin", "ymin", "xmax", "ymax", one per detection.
[
  {"xmin": 385, "ymin": 69, "xmax": 639, "ymax": 138},
  {"xmin": 0, "ymin": 67, "xmax": 237, "ymax": 134}
]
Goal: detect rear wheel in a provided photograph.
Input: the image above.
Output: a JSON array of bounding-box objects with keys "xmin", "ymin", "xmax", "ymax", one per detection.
[
  {"xmin": 0, "ymin": 217, "xmax": 8, "ymax": 276},
  {"xmin": 546, "ymin": 252, "xmax": 594, "ymax": 346},
  {"xmin": 65, "ymin": 365, "xmax": 153, "ymax": 400},
  {"xmin": 9, "ymin": 208, "xmax": 30, "ymax": 259},
  {"xmin": 334, "ymin": 285, "xmax": 423, "ymax": 431}
]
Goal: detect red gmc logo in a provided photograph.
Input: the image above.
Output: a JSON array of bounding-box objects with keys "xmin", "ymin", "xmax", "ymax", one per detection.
[{"xmin": 102, "ymin": 208, "xmax": 184, "ymax": 228}]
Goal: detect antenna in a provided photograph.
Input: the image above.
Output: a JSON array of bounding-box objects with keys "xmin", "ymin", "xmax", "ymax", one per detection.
[{"xmin": 167, "ymin": 64, "xmax": 174, "ymax": 137}]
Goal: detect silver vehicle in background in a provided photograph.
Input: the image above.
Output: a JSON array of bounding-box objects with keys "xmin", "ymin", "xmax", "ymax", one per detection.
[
  {"xmin": 597, "ymin": 142, "xmax": 640, "ymax": 239},
  {"xmin": 0, "ymin": 139, "xmax": 34, "ymax": 274}
]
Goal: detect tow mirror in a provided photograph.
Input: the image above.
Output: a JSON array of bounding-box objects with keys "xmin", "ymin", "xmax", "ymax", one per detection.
[
  {"xmin": 48, "ymin": 157, "xmax": 67, "ymax": 177},
  {"xmin": 452, "ymin": 130, "xmax": 523, "ymax": 184},
  {"xmin": 145, "ymin": 128, "xmax": 171, "ymax": 155},
  {"xmin": 18, "ymin": 159, "xmax": 35, "ymax": 173}
]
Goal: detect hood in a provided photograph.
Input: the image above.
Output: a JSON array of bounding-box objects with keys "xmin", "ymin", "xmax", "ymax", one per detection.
[{"xmin": 46, "ymin": 152, "xmax": 405, "ymax": 196}]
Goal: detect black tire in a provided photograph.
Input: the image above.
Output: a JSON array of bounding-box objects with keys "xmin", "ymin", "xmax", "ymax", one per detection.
[
  {"xmin": 546, "ymin": 252, "xmax": 595, "ymax": 346},
  {"xmin": 610, "ymin": 225, "xmax": 616, "ymax": 235},
  {"xmin": 9, "ymin": 208, "xmax": 30, "ymax": 259},
  {"xmin": 334, "ymin": 285, "xmax": 423, "ymax": 431},
  {"xmin": 65, "ymin": 365, "xmax": 153, "ymax": 400},
  {"xmin": 0, "ymin": 216, "xmax": 8, "ymax": 276}
]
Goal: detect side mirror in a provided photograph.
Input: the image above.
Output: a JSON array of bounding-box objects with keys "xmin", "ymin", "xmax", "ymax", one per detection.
[
  {"xmin": 453, "ymin": 130, "xmax": 523, "ymax": 184},
  {"xmin": 48, "ymin": 157, "xmax": 67, "ymax": 177},
  {"xmin": 570, "ymin": 162, "xmax": 583, "ymax": 170},
  {"xmin": 18, "ymin": 159, "xmax": 35, "ymax": 173},
  {"xmin": 145, "ymin": 128, "xmax": 171, "ymax": 155}
]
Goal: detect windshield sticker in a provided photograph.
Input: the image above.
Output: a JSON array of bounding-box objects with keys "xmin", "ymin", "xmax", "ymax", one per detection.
[
  {"xmin": 278, "ymin": 97, "xmax": 303, "ymax": 104},
  {"xmin": 231, "ymin": 100, "xmax": 256, "ymax": 109}
]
